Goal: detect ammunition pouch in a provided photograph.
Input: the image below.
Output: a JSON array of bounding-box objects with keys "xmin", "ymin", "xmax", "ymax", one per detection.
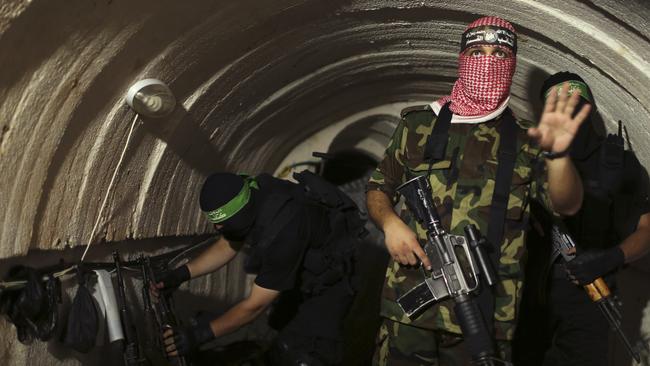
[{"xmin": 293, "ymin": 170, "xmax": 364, "ymax": 296}]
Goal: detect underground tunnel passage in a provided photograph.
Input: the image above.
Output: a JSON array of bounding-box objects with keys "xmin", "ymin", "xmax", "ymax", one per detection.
[{"xmin": 1, "ymin": 0, "xmax": 650, "ymax": 365}]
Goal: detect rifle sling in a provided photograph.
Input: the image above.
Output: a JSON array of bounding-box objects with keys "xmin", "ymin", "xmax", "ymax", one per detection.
[
  {"xmin": 423, "ymin": 107, "xmax": 519, "ymax": 336},
  {"xmin": 425, "ymin": 102, "xmax": 453, "ymax": 175},
  {"xmin": 481, "ymin": 109, "xmax": 518, "ymax": 335}
]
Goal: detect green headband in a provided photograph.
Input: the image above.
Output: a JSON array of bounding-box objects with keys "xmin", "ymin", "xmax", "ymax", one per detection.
[
  {"xmin": 544, "ymin": 80, "xmax": 593, "ymax": 104},
  {"xmin": 204, "ymin": 175, "xmax": 259, "ymax": 224}
]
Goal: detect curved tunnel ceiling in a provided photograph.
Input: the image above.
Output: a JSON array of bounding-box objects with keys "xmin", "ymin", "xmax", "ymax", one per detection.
[{"xmin": 1, "ymin": 0, "xmax": 649, "ymax": 258}]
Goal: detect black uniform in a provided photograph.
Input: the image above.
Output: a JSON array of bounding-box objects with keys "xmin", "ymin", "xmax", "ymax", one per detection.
[
  {"xmin": 226, "ymin": 173, "xmax": 362, "ymax": 365},
  {"xmin": 514, "ymin": 129, "xmax": 650, "ymax": 366}
]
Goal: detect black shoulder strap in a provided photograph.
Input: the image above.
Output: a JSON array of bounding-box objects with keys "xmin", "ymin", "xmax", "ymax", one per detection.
[
  {"xmin": 422, "ymin": 104, "xmax": 518, "ymax": 252},
  {"xmin": 424, "ymin": 102, "xmax": 453, "ymax": 165},
  {"xmin": 486, "ymin": 108, "xmax": 518, "ymax": 255},
  {"xmin": 477, "ymin": 108, "xmax": 518, "ymax": 336}
]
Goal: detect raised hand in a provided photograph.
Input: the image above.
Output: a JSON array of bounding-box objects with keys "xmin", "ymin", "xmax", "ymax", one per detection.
[{"xmin": 527, "ymin": 82, "xmax": 592, "ymax": 154}]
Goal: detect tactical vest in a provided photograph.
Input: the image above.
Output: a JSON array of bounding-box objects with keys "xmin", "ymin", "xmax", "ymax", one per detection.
[
  {"xmin": 563, "ymin": 126, "xmax": 635, "ymax": 250},
  {"xmin": 245, "ymin": 172, "xmax": 364, "ymax": 296}
]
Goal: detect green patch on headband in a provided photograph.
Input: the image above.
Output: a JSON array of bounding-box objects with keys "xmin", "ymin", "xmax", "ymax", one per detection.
[
  {"xmin": 544, "ymin": 80, "xmax": 593, "ymax": 103},
  {"xmin": 205, "ymin": 176, "xmax": 259, "ymax": 224}
]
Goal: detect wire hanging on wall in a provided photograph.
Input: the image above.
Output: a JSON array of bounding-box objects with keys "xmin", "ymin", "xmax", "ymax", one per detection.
[{"xmin": 80, "ymin": 112, "xmax": 140, "ymax": 263}]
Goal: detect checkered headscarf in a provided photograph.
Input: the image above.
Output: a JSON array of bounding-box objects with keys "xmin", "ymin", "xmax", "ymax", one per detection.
[{"xmin": 438, "ymin": 16, "xmax": 517, "ymax": 117}]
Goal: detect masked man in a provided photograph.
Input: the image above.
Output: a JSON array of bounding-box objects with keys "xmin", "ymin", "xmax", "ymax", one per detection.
[
  {"xmin": 156, "ymin": 171, "xmax": 364, "ymax": 365},
  {"xmin": 514, "ymin": 72, "xmax": 650, "ymax": 366},
  {"xmin": 367, "ymin": 17, "xmax": 590, "ymax": 364}
]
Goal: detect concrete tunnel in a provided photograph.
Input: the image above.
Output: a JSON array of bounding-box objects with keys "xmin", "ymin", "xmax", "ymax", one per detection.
[{"xmin": 1, "ymin": 0, "xmax": 650, "ymax": 365}]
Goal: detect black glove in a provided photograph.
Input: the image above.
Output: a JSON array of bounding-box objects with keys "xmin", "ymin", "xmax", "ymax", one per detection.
[
  {"xmin": 163, "ymin": 319, "xmax": 215, "ymax": 356},
  {"xmin": 156, "ymin": 265, "xmax": 191, "ymax": 291},
  {"xmin": 566, "ymin": 246, "xmax": 625, "ymax": 285}
]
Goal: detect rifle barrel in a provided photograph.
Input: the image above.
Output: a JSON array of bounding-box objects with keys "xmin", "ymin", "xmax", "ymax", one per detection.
[
  {"xmin": 113, "ymin": 251, "xmax": 142, "ymax": 366},
  {"xmin": 598, "ymin": 302, "xmax": 641, "ymax": 363}
]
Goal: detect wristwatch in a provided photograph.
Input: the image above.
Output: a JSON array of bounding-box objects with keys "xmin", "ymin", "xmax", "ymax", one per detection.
[{"xmin": 541, "ymin": 149, "xmax": 570, "ymax": 160}]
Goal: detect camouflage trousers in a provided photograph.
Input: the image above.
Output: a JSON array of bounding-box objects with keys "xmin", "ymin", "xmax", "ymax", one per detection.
[{"xmin": 373, "ymin": 318, "xmax": 512, "ymax": 366}]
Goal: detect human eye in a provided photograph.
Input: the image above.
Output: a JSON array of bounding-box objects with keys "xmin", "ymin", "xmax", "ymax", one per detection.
[{"xmin": 471, "ymin": 49, "xmax": 482, "ymax": 57}]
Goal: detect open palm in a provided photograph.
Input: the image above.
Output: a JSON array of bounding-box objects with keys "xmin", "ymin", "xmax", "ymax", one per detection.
[{"xmin": 528, "ymin": 82, "xmax": 592, "ymax": 154}]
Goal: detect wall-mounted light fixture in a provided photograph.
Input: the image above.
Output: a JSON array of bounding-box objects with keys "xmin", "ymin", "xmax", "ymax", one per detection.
[{"xmin": 125, "ymin": 78, "xmax": 176, "ymax": 118}]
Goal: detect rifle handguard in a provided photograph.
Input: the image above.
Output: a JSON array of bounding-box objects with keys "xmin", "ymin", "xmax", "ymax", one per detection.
[
  {"xmin": 454, "ymin": 294, "xmax": 497, "ymax": 364},
  {"xmin": 584, "ymin": 277, "xmax": 611, "ymax": 302}
]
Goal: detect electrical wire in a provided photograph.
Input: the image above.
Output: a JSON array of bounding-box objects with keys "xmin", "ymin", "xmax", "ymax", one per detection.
[{"xmin": 80, "ymin": 113, "xmax": 140, "ymax": 262}]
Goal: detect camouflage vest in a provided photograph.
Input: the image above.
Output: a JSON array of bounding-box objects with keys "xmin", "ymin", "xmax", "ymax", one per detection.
[{"xmin": 367, "ymin": 105, "xmax": 549, "ymax": 340}]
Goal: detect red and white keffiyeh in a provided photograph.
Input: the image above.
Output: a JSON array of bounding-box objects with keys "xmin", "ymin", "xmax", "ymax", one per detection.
[{"xmin": 437, "ymin": 16, "xmax": 517, "ymax": 118}]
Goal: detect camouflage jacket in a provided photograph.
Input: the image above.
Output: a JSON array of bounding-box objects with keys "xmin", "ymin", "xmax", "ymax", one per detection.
[{"xmin": 367, "ymin": 105, "xmax": 549, "ymax": 340}]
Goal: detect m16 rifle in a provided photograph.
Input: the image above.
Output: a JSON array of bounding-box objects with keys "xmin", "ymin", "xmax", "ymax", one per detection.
[
  {"xmin": 396, "ymin": 175, "xmax": 507, "ymax": 366},
  {"xmin": 551, "ymin": 225, "xmax": 647, "ymax": 364}
]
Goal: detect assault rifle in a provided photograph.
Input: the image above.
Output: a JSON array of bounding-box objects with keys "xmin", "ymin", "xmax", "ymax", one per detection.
[
  {"xmin": 396, "ymin": 175, "xmax": 507, "ymax": 366},
  {"xmin": 138, "ymin": 256, "xmax": 182, "ymax": 366},
  {"xmin": 551, "ymin": 226, "xmax": 647, "ymax": 363},
  {"xmin": 113, "ymin": 251, "xmax": 146, "ymax": 366},
  {"xmin": 141, "ymin": 256, "xmax": 188, "ymax": 366}
]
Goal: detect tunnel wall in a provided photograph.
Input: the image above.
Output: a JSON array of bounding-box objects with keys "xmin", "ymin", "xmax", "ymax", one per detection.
[
  {"xmin": 1, "ymin": 0, "xmax": 649, "ymax": 258},
  {"xmin": 1, "ymin": 0, "xmax": 649, "ymax": 365}
]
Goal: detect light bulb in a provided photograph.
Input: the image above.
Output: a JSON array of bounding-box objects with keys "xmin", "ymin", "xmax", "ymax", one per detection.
[{"xmin": 125, "ymin": 79, "xmax": 176, "ymax": 118}]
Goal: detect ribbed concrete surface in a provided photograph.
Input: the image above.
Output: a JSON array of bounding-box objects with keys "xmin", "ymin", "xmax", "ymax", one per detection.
[
  {"xmin": 1, "ymin": 0, "xmax": 649, "ymax": 365},
  {"xmin": 1, "ymin": 0, "xmax": 649, "ymax": 258}
]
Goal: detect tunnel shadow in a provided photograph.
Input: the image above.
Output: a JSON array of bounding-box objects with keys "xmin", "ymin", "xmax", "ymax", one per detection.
[
  {"xmin": 138, "ymin": 105, "xmax": 226, "ymax": 176},
  {"xmin": 104, "ymin": 104, "xmax": 228, "ymax": 226}
]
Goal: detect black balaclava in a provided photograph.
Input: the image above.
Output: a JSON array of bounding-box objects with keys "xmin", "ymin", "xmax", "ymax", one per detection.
[{"xmin": 199, "ymin": 173, "xmax": 258, "ymax": 242}]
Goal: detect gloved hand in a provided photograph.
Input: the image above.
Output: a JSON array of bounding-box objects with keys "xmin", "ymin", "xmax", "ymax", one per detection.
[
  {"xmin": 150, "ymin": 265, "xmax": 190, "ymax": 300},
  {"xmin": 566, "ymin": 246, "xmax": 625, "ymax": 285},
  {"xmin": 155, "ymin": 265, "xmax": 190, "ymax": 289},
  {"xmin": 163, "ymin": 320, "xmax": 215, "ymax": 356}
]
